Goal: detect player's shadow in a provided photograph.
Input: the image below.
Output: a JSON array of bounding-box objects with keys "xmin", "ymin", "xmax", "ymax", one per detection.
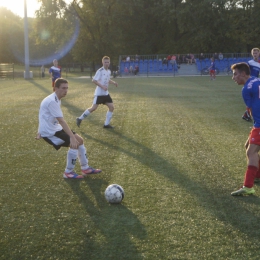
[
  {"xmin": 64, "ymin": 178, "xmax": 146, "ymax": 259},
  {"xmin": 28, "ymin": 80, "xmax": 51, "ymax": 95},
  {"xmin": 30, "ymin": 80, "xmax": 260, "ymax": 242},
  {"xmin": 81, "ymin": 129, "xmax": 260, "ymax": 241}
]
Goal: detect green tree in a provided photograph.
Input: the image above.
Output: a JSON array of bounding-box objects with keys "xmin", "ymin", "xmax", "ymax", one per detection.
[{"xmin": 0, "ymin": 8, "xmax": 24, "ymax": 63}]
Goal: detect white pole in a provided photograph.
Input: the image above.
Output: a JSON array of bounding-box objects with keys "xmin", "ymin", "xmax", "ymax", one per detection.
[{"xmin": 24, "ymin": 0, "xmax": 30, "ymax": 79}]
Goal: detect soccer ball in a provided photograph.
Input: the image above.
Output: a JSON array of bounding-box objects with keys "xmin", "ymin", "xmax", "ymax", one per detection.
[{"xmin": 105, "ymin": 184, "xmax": 124, "ymax": 204}]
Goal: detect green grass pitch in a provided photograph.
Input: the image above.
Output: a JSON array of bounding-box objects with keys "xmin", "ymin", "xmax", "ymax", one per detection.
[{"xmin": 1, "ymin": 76, "xmax": 260, "ymax": 259}]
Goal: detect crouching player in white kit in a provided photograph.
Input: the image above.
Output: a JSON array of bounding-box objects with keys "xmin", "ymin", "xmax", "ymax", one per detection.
[
  {"xmin": 36, "ymin": 78, "xmax": 101, "ymax": 179},
  {"xmin": 76, "ymin": 56, "xmax": 118, "ymax": 128}
]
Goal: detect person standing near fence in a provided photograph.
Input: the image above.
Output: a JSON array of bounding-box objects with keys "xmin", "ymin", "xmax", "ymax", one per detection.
[
  {"xmin": 76, "ymin": 56, "xmax": 118, "ymax": 129},
  {"xmin": 209, "ymin": 58, "xmax": 216, "ymax": 80},
  {"xmin": 49, "ymin": 59, "xmax": 61, "ymax": 92},
  {"xmin": 241, "ymin": 48, "xmax": 260, "ymax": 122},
  {"xmin": 41, "ymin": 65, "xmax": 45, "ymax": 78}
]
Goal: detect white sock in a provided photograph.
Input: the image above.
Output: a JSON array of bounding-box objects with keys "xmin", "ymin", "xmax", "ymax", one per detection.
[
  {"xmin": 79, "ymin": 109, "xmax": 90, "ymax": 120},
  {"xmin": 105, "ymin": 111, "xmax": 113, "ymax": 125},
  {"xmin": 65, "ymin": 149, "xmax": 78, "ymax": 173},
  {"xmin": 78, "ymin": 144, "xmax": 89, "ymax": 170}
]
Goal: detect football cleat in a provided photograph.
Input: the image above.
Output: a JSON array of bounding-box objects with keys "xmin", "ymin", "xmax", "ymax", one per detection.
[
  {"xmin": 242, "ymin": 115, "xmax": 252, "ymax": 122},
  {"xmin": 81, "ymin": 167, "xmax": 102, "ymax": 176},
  {"xmin": 76, "ymin": 117, "xmax": 82, "ymax": 127},
  {"xmin": 63, "ymin": 171, "xmax": 84, "ymax": 179},
  {"xmin": 231, "ymin": 186, "xmax": 255, "ymax": 196},
  {"xmin": 242, "ymin": 111, "xmax": 252, "ymax": 122},
  {"xmin": 103, "ymin": 124, "xmax": 114, "ymax": 128}
]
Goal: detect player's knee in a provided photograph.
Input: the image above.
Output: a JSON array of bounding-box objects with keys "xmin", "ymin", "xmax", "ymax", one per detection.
[
  {"xmin": 109, "ymin": 105, "xmax": 114, "ymax": 112},
  {"xmin": 89, "ymin": 106, "xmax": 97, "ymax": 112},
  {"xmin": 75, "ymin": 134, "xmax": 84, "ymax": 145}
]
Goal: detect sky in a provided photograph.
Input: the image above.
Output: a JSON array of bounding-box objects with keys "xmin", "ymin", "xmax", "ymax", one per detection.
[
  {"xmin": 0, "ymin": 0, "xmax": 41, "ymax": 17},
  {"xmin": 0, "ymin": 0, "xmax": 71, "ymax": 18}
]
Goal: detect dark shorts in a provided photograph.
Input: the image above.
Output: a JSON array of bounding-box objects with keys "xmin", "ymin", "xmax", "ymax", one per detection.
[
  {"xmin": 43, "ymin": 130, "xmax": 75, "ymax": 150},
  {"xmin": 94, "ymin": 94, "xmax": 113, "ymax": 105}
]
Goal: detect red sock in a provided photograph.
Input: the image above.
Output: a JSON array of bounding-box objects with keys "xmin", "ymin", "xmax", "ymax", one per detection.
[{"xmin": 244, "ymin": 165, "xmax": 257, "ymax": 188}]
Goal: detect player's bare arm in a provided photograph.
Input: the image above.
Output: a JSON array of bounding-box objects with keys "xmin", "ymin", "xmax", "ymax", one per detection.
[
  {"xmin": 109, "ymin": 79, "xmax": 118, "ymax": 87},
  {"xmin": 57, "ymin": 117, "xmax": 79, "ymax": 149}
]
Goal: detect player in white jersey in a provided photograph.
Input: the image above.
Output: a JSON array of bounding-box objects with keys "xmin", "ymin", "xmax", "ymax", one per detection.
[
  {"xmin": 242, "ymin": 48, "xmax": 260, "ymax": 122},
  {"xmin": 36, "ymin": 78, "xmax": 101, "ymax": 179},
  {"xmin": 76, "ymin": 56, "xmax": 118, "ymax": 128}
]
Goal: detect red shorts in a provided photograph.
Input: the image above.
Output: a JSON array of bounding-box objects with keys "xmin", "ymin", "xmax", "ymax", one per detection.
[
  {"xmin": 210, "ymin": 70, "xmax": 215, "ymax": 75},
  {"xmin": 249, "ymin": 128, "xmax": 260, "ymax": 145}
]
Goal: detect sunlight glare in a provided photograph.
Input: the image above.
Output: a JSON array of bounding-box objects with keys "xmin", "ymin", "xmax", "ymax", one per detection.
[{"xmin": 0, "ymin": 0, "xmax": 41, "ymax": 18}]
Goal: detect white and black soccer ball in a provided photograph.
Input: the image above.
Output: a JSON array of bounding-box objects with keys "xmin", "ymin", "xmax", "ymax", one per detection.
[{"xmin": 105, "ymin": 184, "xmax": 124, "ymax": 204}]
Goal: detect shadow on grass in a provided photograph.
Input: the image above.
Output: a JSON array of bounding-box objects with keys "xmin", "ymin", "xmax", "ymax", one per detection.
[
  {"xmin": 64, "ymin": 178, "xmax": 146, "ymax": 259},
  {"xmin": 28, "ymin": 80, "xmax": 51, "ymax": 95},
  {"xmin": 30, "ymin": 79, "xmax": 260, "ymax": 241},
  {"xmin": 80, "ymin": 129, "xmax": 260, "ymax": 240}
]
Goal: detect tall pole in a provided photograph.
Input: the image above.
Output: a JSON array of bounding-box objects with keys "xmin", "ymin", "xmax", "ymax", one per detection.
[{"xmin": 24, "ymin": 0, "xmax": 30, "ymax": 79}]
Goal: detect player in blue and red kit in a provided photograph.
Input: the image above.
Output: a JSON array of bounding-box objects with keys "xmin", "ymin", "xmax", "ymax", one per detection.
[
  {"xmin": 49, "ymin": 59, "xmax": 61, "ymax": 91},
  {"xmin": 242, "ymin": 48, "xmax": 260, "ymax": 121},
  {"xmin": 231, "ymin": 62, "xmax": 260, "ymax": 195},
  {"xmin": 209, "ymin": 57, "xmax": 216, "ymax": 80}
]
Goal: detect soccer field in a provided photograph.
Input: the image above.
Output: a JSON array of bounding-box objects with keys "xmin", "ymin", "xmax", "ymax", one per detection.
[{"xmin": 1, "ymin": 76, "xmax": 260, "ymax": 259}]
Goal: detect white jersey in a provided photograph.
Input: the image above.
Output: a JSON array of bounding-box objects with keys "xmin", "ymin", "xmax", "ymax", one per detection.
[
  {"xmin": 93, "ymin": 67, "xmax": 111, "ymax": 96},
  {"xmin": 38, "ymin": 92, "xmax": 63, "ymax": 137}
]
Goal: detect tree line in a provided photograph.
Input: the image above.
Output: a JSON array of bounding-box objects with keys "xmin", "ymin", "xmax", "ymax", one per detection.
[{"xmin": 0, "ymin": 0, "xmax": 259, "ymax": 66}]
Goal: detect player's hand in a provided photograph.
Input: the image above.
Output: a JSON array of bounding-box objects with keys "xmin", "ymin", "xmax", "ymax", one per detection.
[
  {"xmin": 70, "ymin": 136, "xmax": 79, "ymax": 149},
  {"xmin": 35, "ymin": 133, "xmax": 41, "ymax": 140},
  {"xmin": 114, "ymin": 82, "xmax": 118, "ymax": 87},
  {"xmin": 103, "ymin": 85, "xmax": 108, "ymax": 91}
]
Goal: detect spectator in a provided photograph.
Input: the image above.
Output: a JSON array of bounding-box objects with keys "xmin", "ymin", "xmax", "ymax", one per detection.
[
  {"xmin": 162, "ymin": 58, "xmax": 168, "ymax": 65},
  {"xmin": 135, "ymin": 54, "xmax": 139, "ymax": 62},
  {"xmin": 176, "ymin": 54, "xmax": 181, "ymax": 65},
  {"xmin": 199, "ymin": 53, "xmax": 205, "ymax": 60},
  {"xmin": 170, "ymin": 55, "xmax": 176, "ymax": 65},
  {"xmin": 41, "ymin": 65, "xmax": 45, "ymax": 78},
  {"xmin": 129, "ymin": 66, "xmax": 133, "ymax": 74},
  {"xmin": 190, "ymin": 54, "xmax": 195, "ymax": 64},
  {"xmin": 134, "ymin": 65, "xmax": 139, "ymax": 75},
  {"xmin": 126, "ymin": 56, "xmax": 130, "ymax": 62},
  {"xmin": 218, "ymin": 52, "xmax": 224, "ymax": 60},
  {"xmin": 124, "ymin": 67, "xmax": 129, "ymax": 74},
  {"xmin": 214, "ymin": 52, "xmax": 218, "ymax": 60},
  {"xmin": 185, "ymin": 54, "xmax": 192, "ymax": 65}
]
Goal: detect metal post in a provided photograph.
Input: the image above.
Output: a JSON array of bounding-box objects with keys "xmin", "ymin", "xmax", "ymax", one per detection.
[{"xmin": 24, "ymin": 0, "xmax": 30, "ymax": 79}]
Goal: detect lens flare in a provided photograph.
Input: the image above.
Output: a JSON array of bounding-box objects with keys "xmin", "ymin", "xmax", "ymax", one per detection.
[
  {"xmin": 10, "ymin": 18, "xmax": 80, "ymax": 65},
  {"xmin": 40, "ymin": 30, "xmax": 50, "ymax": 40}
]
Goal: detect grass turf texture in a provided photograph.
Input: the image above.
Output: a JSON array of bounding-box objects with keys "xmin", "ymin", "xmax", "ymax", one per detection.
[{"xmin": 1, "ymin": 76, "xmax": 260, "ymax": 259}]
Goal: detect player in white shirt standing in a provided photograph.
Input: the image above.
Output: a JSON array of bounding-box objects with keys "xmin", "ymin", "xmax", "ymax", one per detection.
[
  {"xmin": 76, "ymin": 56, "xmax": 118, "ymax": 128},
  {"xmin": 36, "ymin": 78, "xmax": 101, "ymax": 179}
]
